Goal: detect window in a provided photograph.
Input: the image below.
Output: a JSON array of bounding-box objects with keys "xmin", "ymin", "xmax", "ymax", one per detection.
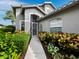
[
  {"xmin": 50, "ymin": 27, "xmax": 62, "ymax": 32},
  {"xmin": 50, "ymin": 18, "xmax": 62, "ymax": 32}
]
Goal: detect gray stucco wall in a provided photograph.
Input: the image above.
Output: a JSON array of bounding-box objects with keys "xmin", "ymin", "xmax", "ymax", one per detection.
[
  {"xmin": 39, "ymin": 20, "xmax": 50, "ymax": 32},
  {"xmin": 39, "ymin": 15, "xmax": 62, "ymax": 32},
  {"xmin": 62, "ymin": 4, "xmax": 79, "ymax": 33},
  {"xmin": 39, "ymin": 4, "xmax": 79, "ymax": 33},
  {"xmin": 24, "ymin": 8, "xmax": 45, "ymax": 33}
]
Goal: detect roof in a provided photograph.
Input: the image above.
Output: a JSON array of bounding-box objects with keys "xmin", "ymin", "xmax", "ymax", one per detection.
[
  {"xmin": 38, "ymin": 0, "xmax": 79, "ymax": 21},
  {"xmin": 12, "ymin": 2, "xmax": 55, "ymax": 9},
  {"xmin": 12, "ymin": 2, "xmax": 56, "ymax": 15},
  {"xmin": 39, "ymin": 2, "xmax": 56, "ymax": 10},
  {"xmin": 21, "ymin": 5, "xmax": 47, "ymax": 15},
  {"xmin": 12, "ymin": 4, "xmax": 46, "ymax": 15}
]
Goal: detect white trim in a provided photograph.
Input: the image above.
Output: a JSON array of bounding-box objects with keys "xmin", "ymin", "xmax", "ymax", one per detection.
[
  {"xmin": 29, "ymin": 13, "xmax": 41, "ymax": 35},
  {"xmin": 36, "ymin": 6, "xmax": 46, "ymax": 14},
  {"xmin": 31, "ymin": 22, "xmax": 38, "ymax": 36},
  {"xmin": 29, "ymin": 13, "xmax": 41, "ymax": 24},
  {"xmin": 29, "ymin": 13, "xmax": 42, "ymax": 18}
]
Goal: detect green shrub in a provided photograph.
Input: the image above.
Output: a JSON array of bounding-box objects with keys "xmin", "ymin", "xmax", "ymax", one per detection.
[
  {"xmin": 53, "ymin": 53, "xmax": 64, "ymax": 59},
  {"xmin": 0, "ymin": 32, "xmax": 30, "ymax": 59},
  {"xmin": 48, "ymin": 43, "xmax": 59, "ymax": 55},
  {"xmin": 69, "ymin": 55, "xmax": 79, "ymax": 59},
  {"xmin": 0, "ymin": 28, "xmax": 4, "ymax": 33},
  {"xmin": 48, "ymin": 43, "xmax": 64, "ymax": 59},
  {"xmin": 0, "ymin": 25, "xmax": 15, "ymax": 33},
  {"xmin": 38, "ymin": 32, "xmax": 79, "ymax": 58},
  {"xmin": 38, "ymin": 32, "xmax": 51, "ymax": 44},
  {"xmin": 4, "ymin": 25, "xmax": 15, "ymax": 33}
]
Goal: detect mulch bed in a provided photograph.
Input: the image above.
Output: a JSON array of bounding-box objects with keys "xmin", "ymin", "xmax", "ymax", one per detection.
[
  {"xmin": 41, "ymin": 43, "xmax": 53, "ymax": 59},
  {"xmin": 19, "ymin": 51, "xmax": 26, "ymax": 59}
]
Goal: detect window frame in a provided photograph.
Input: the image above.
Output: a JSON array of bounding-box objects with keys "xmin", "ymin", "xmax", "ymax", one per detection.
[{"xmin": 49, "ymin": 18, "xmax": 62, "ymax": 32}]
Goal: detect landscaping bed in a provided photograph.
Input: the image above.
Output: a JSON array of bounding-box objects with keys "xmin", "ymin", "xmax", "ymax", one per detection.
[
  {"xmin": 38, "ymin": 32, "xmax": 79, "ymax": 59},
  {"xmin": 0, "ymin": 31, "xmax": 30, "ymax": 59},
  {"xmin": 41, "ymin": 43, "xmax": 53, "ymax": 59}
]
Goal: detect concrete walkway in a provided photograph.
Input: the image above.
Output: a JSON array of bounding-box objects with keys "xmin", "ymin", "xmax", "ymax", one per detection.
[{"xmin": 24, "ymin": 35, "xmax": 47, "ymax": 59}]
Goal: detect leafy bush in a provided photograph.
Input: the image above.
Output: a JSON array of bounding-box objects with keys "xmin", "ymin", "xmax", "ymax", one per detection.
[
  {"xmin": 48, "ymin": 43, "xmax": 59, "ymax": 55},
  {"xmin": 69, "ymin": 55, "xmax": 79, "ymax": 59},
  {"xmin": 4, "ymin": 25, "xmax": 15, "ymax": 33},
  {"xmin": 0, "ymin": 31, "xmax": 30, "ymax": 59},
  {"xmin": 48, "ymin": 43, "xmax": 64, "ymax": 59},
  {"xmin": 0, "ymin": 28, "xmax": 4, "ymax": 33},
  {"xmin": 38, "ymin": 32, "xmax": 79, "ymax": 58},
  {"xmin": 0, "ymin": 25, "xmax": 15, "ymax": 33},
  {"xmin": 38, "ymin": 32, "xmax": 51, "ymax": 44}
]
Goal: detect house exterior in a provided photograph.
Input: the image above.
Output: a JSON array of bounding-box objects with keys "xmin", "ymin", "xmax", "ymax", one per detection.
[
  {"xmin": 12, "ymin": 0, "xmax": 79, "ymax": 35},
  {"xmin": 12, "ymin": 2, "xmax": 55, "ymax": 35},
  {"xmin": 38, "ymin": 1, "xmax": 79, "ymax": 34}
]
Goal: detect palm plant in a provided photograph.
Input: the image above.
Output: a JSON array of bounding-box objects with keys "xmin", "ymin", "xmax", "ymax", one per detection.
[{"xmin": 3, "ymin": 10, "xmax": 16, "ymax": 25}]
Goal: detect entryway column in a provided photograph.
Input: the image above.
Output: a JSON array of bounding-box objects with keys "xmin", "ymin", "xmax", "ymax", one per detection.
[
  {"xmin": 25, "ymin": 20, "xmax": 31, "ymax": 34},
  {"xmin": 15, "ymin": 8, "xmax": 22, "ymax": 31}
]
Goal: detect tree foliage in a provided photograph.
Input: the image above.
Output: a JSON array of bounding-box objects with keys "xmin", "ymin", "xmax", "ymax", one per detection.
[{"xmin": 3, "ymin": 10, "xmax": 16, "ymax": 24}]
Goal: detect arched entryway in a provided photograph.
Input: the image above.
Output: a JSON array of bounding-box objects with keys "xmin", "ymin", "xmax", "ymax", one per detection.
[{"xmin": 31, "ymin": 14, "xmax": 39, "ymax": 35}]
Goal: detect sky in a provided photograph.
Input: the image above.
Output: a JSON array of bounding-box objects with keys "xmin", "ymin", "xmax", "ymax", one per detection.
[{"xmin": 0, "ymin": 0, "xmax": 71, "ymax": 25}]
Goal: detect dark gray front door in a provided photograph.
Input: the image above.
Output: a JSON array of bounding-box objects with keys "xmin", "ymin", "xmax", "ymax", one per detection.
[{"xmin": 32, "ymin": 22, "xmax": 38, "ymax": 35}]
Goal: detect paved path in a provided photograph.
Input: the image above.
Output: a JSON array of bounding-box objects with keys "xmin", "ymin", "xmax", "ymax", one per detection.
[{"xmin": 24, "ymin": 35, "xmax": 47, "ymax": 59}]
